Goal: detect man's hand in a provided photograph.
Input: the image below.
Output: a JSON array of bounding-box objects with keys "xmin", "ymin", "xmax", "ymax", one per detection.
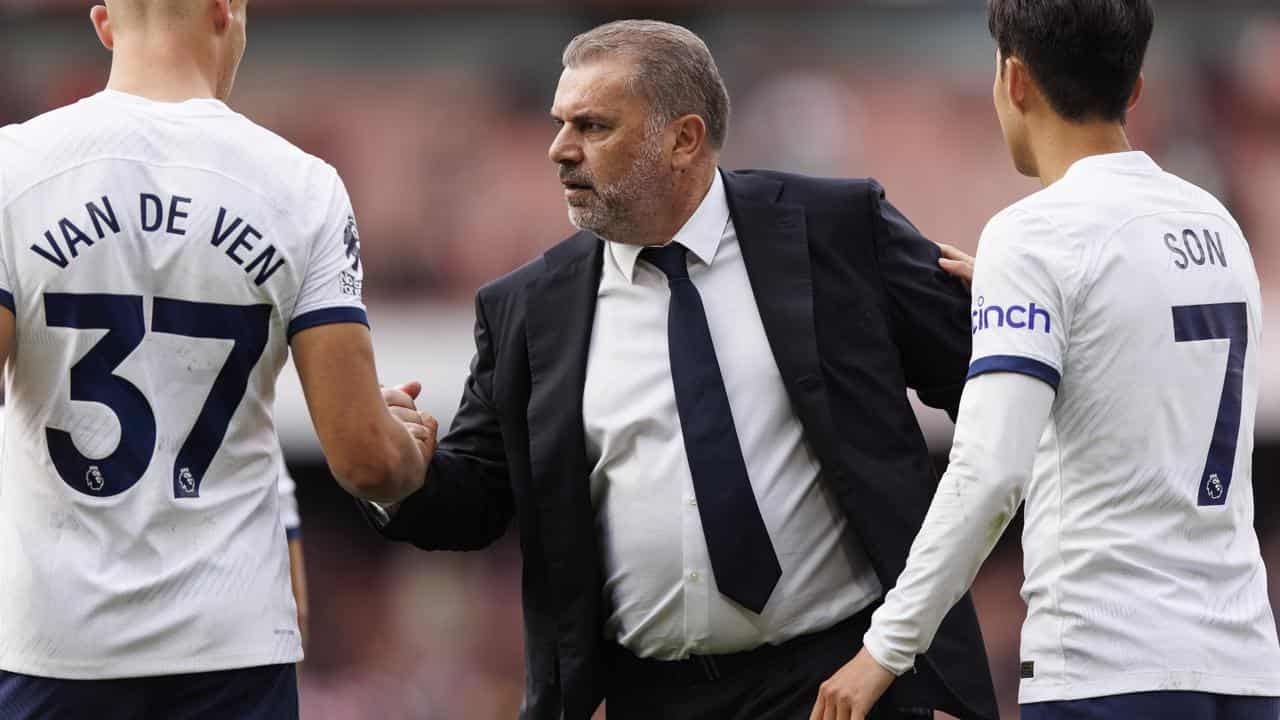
[
  {"xmin": 937, "ymin": 242, "xmax": 975, "ymax": 290},
  {"xmin": 809, "ymin": 648, "xmax": 897, "ymax": 720},
  {"xmin": 382, "ymin": 381, "xmax": 439, "ymax": 464}
]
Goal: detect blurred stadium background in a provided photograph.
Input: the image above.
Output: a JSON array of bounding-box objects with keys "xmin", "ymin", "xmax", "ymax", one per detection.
[{"xmin": 3, "ymin": 1, "xmax": 1280, "ymax": 717}]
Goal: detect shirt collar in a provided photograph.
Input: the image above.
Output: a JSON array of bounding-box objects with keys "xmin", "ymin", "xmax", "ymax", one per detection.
[
  {"xmin": 1063, "ymin": 150, "xmax": 1161, "ymax": 179},
  {"xmin": 95, "ymin": 89, "xmax": 231, "ymax": 116},
  {"xmin": 608, "ymin": 170, "xmax": 730, "ymax": 283}
]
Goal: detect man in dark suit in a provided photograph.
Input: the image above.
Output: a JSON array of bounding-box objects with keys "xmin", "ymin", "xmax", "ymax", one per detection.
[{"xmin": 367, "ymin": 19, "xmax": 997, "ymax": 720}]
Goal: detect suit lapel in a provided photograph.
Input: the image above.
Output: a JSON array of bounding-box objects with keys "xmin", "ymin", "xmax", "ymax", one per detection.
[
  {"xmin": 724, "ymin": 171, "xmax": 841, "ymax": 463},
  {"xmin": 522, "ymin": 178, "xmax": 840, "ymax": 610},
  {"xmin": 525, "ymin": 231, "xmax": 603, "ymax": 603}
]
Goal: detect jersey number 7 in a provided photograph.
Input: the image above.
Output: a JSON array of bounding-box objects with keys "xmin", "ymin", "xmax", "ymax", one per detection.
[
  {"xmin": 44, "ymin": 293, "xmax": 271, "ymax": 499},
  {"xmin": 1172, "ymin": 302, "xmax": 1248, "ymax": 507}
]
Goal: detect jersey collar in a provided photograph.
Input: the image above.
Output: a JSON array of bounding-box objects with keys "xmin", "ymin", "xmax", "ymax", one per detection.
[
  {"xmin": 1064, "ymin": 151, "xmax": 1161, "ymax": 179},
  {"xmin": 95, "ymin": 89, "xmax": 231, "ymax": 116}
]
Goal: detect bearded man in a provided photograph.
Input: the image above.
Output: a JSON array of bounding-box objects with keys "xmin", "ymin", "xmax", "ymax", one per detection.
[{"xmin": 364, "ymin": 19, "xmax": 998, "ymax": 720}]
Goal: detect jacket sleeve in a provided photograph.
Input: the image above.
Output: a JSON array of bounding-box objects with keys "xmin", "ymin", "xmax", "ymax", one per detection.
[
  {"xmin": 868, "ymin": 180, "xmax": 973, "ymax": 418},
  {"xmin": 364, "ymin": 291, "xmax": 515, "ymax": 550}
]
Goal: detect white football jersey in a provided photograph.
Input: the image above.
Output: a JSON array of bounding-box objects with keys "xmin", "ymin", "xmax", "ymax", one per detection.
[
  {"xmin": 970, "ymin": 151, "xmax": 1280, "ymax": 701},
  {"xmin": 0, "ymin": 90, "xmax": 365, "ymax": 678}
]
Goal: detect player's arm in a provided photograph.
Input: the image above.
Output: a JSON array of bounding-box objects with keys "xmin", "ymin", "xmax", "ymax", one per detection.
[
  {"xmin": 293, "ymin": 323, "xmax": 431, "ymax": 504},
  {"xmin": 869, "ymin": 209, "xmax": 1074, "ymax": 667},
  {"xmin": 813, "ymin": 208, "xmax": 1079, "ymax": 718},
  {"xmin": 812, "ymin": 372, "xmax": 1050, "ymax": 719},
  {"xmin": 291, "ymin": 168, "xmax": 434, "ymax": 504},
  {"xmin": 866, "ymin": 180, "xmax": 972, "ymax": 418},
  {"xmin": 364, "ymin": 291, "xmax": 515, "ymax": 552},
  {"xmin": 865, "ymin": 372, "xmax": 1050, "ymax": 664},
  {"xmin": 812, "ymin": 372, "xmax": 1051, "ymax": 719}
]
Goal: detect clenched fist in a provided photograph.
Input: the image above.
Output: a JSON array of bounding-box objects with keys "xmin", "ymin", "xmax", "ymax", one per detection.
[{"xmin": 383, "ymin": 380, "xmax": 439, "ymax": 465}]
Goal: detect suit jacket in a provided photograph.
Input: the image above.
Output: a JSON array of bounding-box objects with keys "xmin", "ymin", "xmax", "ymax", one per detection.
[{"xmin": 372, "ymin": 170, "xmax": 999, "ymax": 720}]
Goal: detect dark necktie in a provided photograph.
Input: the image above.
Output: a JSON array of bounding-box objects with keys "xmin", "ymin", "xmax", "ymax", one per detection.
[{"xmin": 640, "ymin": 242, "xmax": 782, "ymax": 614}]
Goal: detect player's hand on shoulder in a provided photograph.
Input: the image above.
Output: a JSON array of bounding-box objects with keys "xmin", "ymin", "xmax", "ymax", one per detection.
[
  {"xmin": 936, "ymin": 242, "xmax": 975, "ymax": 290},
  {"xmin": 383, "ymin": 381, "xmax": 439, "ymax": 470}
]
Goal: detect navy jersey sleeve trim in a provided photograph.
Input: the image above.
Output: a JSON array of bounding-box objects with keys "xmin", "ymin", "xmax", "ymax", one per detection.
[
  {"xmin": 0, "ymin": 289, "xmax": 13, "ymax": 314},
  {"xmin": 967, "ymin": 354, "xmax": 1061, "ymax": 390},
  {"xmin": 287, "ymin": 306, "xmax": 368, "ymax": 341},
  {"xmin": 285, "ymin": 526, "xmax": 303, "ymax": 541}
]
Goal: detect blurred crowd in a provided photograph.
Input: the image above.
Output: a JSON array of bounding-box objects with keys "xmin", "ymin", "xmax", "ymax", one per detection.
[
  {"xmin": 3, "ymin": 4, "xmax": 1279, "ymax": 718},
  {"xmin": 4, "ymin": 7, "xmax": 1279, "ymax": 307}
]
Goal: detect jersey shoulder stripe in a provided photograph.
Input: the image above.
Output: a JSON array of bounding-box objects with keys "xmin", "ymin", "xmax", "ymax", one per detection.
[
  {"xmin": 287, "ymin": 306, "xmax": 369, "ymax": 339},
  {"xmin": 967, "ymin": 354, "xmax": 1061, "ymax": 390}
]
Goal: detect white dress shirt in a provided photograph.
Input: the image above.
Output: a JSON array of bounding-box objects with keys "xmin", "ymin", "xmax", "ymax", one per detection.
[{"xmin": 583, "ymin": 171, "xmax": 882, "ymax": 660}]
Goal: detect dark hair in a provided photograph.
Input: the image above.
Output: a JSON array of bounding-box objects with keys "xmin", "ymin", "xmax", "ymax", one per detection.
[{"xmin": 988, "ymin": 0, "xmax": 1154, "ymax": 123}]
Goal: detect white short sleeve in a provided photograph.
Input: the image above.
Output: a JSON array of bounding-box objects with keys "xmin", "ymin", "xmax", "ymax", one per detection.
[
  {"xmin": 968, "ymin": 208, "xmax": 1079, "ymax": 391},
  {"xmin": 287, "ymin": 168, "xmax": 367, "ymax": 340}
]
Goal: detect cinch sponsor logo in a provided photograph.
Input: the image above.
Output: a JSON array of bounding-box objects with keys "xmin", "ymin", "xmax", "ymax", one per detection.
[{"xmin": 972, "ymin": 296, "xmax": 1051, "ymax": 335}]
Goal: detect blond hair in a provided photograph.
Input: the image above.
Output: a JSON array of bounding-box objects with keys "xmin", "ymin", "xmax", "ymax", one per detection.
[{"xmin": 106, "ymin": 0, "xmax": 204, "ymax": 29}]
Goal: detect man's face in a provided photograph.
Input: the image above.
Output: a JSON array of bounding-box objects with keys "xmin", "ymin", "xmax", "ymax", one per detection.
[{"xmin": 548, "ymin": 58, "xmax": 669, "ymax": 242}]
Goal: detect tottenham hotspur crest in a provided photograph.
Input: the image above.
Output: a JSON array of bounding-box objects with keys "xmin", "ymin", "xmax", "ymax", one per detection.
[{"xmin": 344, "ymin": 214, "xmax": 361, "ymax": 272}]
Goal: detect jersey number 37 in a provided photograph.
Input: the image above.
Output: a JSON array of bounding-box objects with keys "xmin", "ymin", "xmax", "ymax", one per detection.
[{"xmin": 44, "ymin": 292, "xmax": 270, "ymax": 499}]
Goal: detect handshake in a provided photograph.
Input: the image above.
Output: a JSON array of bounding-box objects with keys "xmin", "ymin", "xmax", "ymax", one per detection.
[
  {"xmin": 360, "ymin": 239, "xmax": 974, "ymax": 512},
  {"xmin": 379, "ymin": 380, "xmax": 440, "ymax": 496}
]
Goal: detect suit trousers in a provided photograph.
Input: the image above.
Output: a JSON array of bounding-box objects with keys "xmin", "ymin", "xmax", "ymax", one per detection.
[{"xmin": 605, "ymin": 605, "xmax": 930, "ymax": 720}]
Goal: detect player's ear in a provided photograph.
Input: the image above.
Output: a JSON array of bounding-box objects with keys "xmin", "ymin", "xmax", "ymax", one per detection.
[
  {"xmin": 1127, "ymin": 73, "xmax": 1145, "ymax": 114},
  {"xmin": 669, "ymin": 114, "xmax": 707, "ymax": 172},
  {"xmin": 90, "ymin": 5, "xmax": 114, "ymax": 51},
  {"xmin": 1006, "ymin": 56, "xmax": 1032, "ymax": 114}
]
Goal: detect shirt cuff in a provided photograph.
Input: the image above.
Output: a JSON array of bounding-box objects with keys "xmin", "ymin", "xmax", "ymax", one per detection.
[{"xmin": 862, "ymin": 626, "xmax": 915, "ymax": 677}]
